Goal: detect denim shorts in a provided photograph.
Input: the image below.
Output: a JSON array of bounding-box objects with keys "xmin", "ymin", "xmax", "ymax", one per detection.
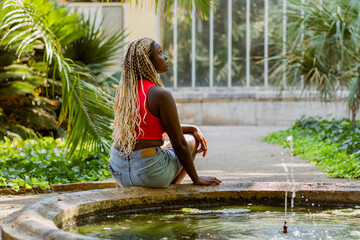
[{"xmin": 108, "ymin": 147, "xmax": 181, "ymax": 188}]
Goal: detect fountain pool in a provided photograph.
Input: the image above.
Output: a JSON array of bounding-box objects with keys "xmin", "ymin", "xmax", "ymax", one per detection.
[
  {"xmin": 2, "ymin": 182, "xmax": 360, "ymax": 240},
  {"xmin": 66, "ymin": 205, "xmax": 360, "ymax": 239}
]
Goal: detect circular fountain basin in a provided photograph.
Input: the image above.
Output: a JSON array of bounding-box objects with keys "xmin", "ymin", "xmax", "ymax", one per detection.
[{"xmin": 2, "ymin": 182, "xmax": 360, "ymax": 240}]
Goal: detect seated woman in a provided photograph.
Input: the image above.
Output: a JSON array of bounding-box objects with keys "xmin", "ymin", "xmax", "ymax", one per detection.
[{"xmin": 109, "ymin": 37, "xmax": 221, "ymax": 188}]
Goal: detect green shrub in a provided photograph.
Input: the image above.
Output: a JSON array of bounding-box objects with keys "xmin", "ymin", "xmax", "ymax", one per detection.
[
  {"xmin": 264, "ymin": 117, "xmax": 360, "ymax": 179},
  {"xmin": 0, "ymin": 137, "xmax": 111, "ymax": 191}
]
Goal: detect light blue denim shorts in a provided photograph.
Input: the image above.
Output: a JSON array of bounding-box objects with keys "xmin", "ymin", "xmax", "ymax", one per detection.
[{"xmin": 108, "ymin": 147, "xmax": 181, "ymax": 188}]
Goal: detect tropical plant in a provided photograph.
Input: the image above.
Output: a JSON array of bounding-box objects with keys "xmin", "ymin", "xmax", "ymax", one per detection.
[
  {"xmin": 269, "ymin": 0, "xmax": 360, "ymax": 121},
  {"xmin": 0, "ymin": 2, "xmax": 69, "ymax": 140},
  {"xmin": 0, "ymin": 0, "xmax": 115, "ymax": 157},
  {"xmin": 0, "ymin": 0, "xmax": 127, "ymax": 138}
]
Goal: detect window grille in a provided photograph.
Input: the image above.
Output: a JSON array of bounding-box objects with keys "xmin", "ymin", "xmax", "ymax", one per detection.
[{"xmin": 158, "ymin": 0, "xmax": 288, "ymax": 89}]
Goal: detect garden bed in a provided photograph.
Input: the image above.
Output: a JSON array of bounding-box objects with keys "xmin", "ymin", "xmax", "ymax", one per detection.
[
  {"xmin": 0, "ymin": 137, "xmax": 112, "ymax": 192},
  {"xmin": 264, "ymin": 117, "xmax": 360, "ymax": 179}
]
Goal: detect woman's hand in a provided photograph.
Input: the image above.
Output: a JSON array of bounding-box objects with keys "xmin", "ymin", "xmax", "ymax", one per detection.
[
  {"xmin": 180, "ymin": 124, "xmax": 208, "ymax": 157},
  {"xmin": 193, "ymin": 128, "xmax": 207, "ymax": 157},
  {"xmin": 194, "ymin": 176, "xmax": 222, "ymax": 186}
]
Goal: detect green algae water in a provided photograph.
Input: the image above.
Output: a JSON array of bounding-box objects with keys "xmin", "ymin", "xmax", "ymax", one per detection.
[{"xmin": 66, "ymin": 205, "xmax": 360, "ymax": 239}]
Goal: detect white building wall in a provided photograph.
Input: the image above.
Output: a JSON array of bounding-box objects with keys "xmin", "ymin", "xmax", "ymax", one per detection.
[{"xmin": 174, "ymin": 91, "xmax": 355, "ymax": 125}]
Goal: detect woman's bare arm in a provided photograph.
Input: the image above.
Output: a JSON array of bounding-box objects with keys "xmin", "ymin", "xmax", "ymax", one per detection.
[{"xmin": 147, "ymin": 86, "xmax": 220, "ymax": 185}]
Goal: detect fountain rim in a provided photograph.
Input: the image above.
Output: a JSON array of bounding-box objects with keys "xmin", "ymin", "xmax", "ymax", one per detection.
[{"xmin": 2, "ymin": 181, "xmax": 360, "ymax": 240}]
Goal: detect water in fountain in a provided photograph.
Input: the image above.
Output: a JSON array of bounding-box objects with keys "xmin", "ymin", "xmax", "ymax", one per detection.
[{"xmin": 67, "ymin": 205, "xmax": 360, "ymax": 239}]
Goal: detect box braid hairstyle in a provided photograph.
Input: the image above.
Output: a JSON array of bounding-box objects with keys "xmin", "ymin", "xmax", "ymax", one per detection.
[{"xmin": 113, "ymin": 38, "xmax": 164, "ymax": 155}]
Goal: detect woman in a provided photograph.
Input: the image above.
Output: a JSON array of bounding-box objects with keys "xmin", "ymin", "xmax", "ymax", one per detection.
[{"xmin": 109, "ymin": 37, "xmax": 221, "ymax": 188}]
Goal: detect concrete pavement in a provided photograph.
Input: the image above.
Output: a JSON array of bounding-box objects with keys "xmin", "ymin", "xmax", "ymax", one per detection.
[{"xmin": 186, "ymin": 126, "xmax": 359, "ymax": 184}]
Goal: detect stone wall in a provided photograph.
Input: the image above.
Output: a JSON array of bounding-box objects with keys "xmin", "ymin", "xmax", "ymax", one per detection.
[{"xmin": 172, "ymin": 90, "xmax": 355, "ymax": 126}]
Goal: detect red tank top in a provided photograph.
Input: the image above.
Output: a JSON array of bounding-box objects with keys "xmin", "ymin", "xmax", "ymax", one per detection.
[{"xmin": 136, "ymin": 79, "xmax": 165, "ymax": 140}]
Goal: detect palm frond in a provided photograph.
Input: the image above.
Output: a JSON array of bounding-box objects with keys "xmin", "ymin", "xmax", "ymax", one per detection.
[
  {"xmin": 62, "ymin": 11, "xmax": 127, "ymax": 96},
  {"xmin": 1, "ymin": 0, "xmax": 115, "ymax": 157},
  {"xmin": 62, "ymin": 72, "xmax": 114, "ymax": 156},
  {"xmin": 63, "ymin": 13, "xmax": 127, "ymax": 72},
  {"xmin": 1, "ymin": 0, "xmax": 58, "ymax": 63},
  {"xmin": 0, "ymin": 81, "xmax": 36, "ymax": 97},
  {"xmin": 0, "ymin": 64, "xmax": 44, "ymax": 86}
]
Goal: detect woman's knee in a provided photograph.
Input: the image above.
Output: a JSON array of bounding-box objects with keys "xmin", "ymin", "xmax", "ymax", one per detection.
[{"xmin": 184, "ymin": 134, "xmax": 198, "ymax": 153}]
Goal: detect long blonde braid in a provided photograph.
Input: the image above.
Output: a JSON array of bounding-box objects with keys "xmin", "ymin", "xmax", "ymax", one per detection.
[{"xmin": 113, "ymin": 38, "xmax": 164, "ymax": 154}]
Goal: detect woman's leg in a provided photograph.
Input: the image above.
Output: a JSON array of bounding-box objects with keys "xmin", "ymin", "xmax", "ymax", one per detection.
[{"xmin": 171, "ymin": 133, "xmax": 199, "ymax": 184}]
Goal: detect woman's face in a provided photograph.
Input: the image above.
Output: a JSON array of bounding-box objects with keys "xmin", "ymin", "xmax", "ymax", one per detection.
[{"xmin": 149, "ymin": 42, "xmax": 169, "ymax": 74}]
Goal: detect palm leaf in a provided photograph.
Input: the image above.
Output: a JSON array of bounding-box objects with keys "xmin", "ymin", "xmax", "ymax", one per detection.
[
  {"xmin": 1, "ymin": 0, "xmax": 114, "ymax": 157},
  {"xmin": 0, "ymin": 81, "xmax": 36, "ymax": 97},
  {"xmin": 0, "ymin": 64, "xmax": 44, "ymax": 86},
  {"xmin": 61, "ymin": 72, "xmax": 114, "ymax": 155},
  {"xmin": 63, "ymin": 13, "xmax": 127, "ymax": 74},
  {"xmin": 1, "ymin": 0, "xmax": 58, "ymax": 63}
]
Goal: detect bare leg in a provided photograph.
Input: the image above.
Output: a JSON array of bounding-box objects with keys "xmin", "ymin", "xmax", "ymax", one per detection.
[{"xmin": 171, "ymin": 134, "xmax": 199, "ymax": 184}]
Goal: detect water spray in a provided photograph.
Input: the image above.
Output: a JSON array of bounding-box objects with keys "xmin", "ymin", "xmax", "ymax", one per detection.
[{"xmin": 282, "ymin": 135, "xmax": 296, "ymax": 234}]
